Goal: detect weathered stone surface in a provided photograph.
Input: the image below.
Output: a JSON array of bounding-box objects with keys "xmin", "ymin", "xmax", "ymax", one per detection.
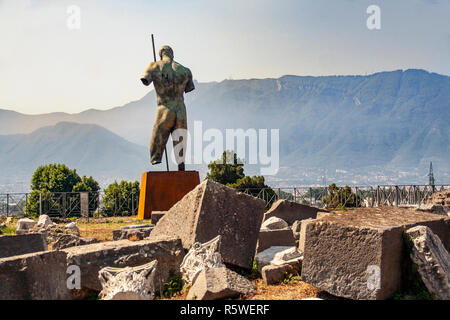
[
  {"xmin": 255, "ymin": 246, "xmax": 302, "ymax": 273},
  {"xmin": 416, "ymin": 204, "xmax": 449, "ymax": 216},
  {"xmin": 256, "ymin": 228, "xmax": 296, "ymax": 254},
  {"xmin": 427, "ymin": 189, "xmax": 450, "ymax": 207},
  {"xmin": 63, "ymin": 236, "xmax": 184, "ymax": 292},
  {"xmin": 120, "ymin": 224, "xmax": 154, "ymax": 230},
  {"xmin": 0, "ymin": 233, "xmax": 47, "ymax": 258},
  {"xmin": 317, "ymin": 211, "xmax": 334, "ymax": 219},
  {"xmin": 263, "ymin": 200, "xmax": 321, "ymax": 225},
  {"xmin": 16, "ymin": 218, "xmax": 36, "ymax": 231},
  {"xmin": 151, "ymin": 211, "xmax": 166, "ymax": 225},
  {"xmin": 149, "ymin": 180, "xmax": 266, "ymax": 269},
  {"xmin": 64, "ymin": 222, "xmax": 80, "ymax": 235},
  {"xmin": 113, "ymin": 226, "xmax": 154, "ymax": 241},
  {"xmin": 99, "ymin": 260, "xmax": 158, "ymax": 300},
  {"xmin": 0, "ymin": 251, "xmax": 72, "ymax": 300},
  {"xmin": 291, "ymin": 220, "xmax": 302, "ymax": 241},
  {"xmin": 301, "ymin": 207, "xmax": 450, "ymax": 300},
  {"xmin": 262, "ymin": 262, "xmax": 301, "ymax": 285},
  {"xmin": 298, "ymin": 218, "xmax": 315, "ymax": 253},
  {"xmin": 186, "ymin": 266, "xmax": 255, "ymax": 300},
  {"xmin": 180, "ymin": 235, "xmax": 224, "ymax": 285},
  {"xmin": 37, "ymin": 215, "xmax": 55, "ymax": 228},
  {"xmin": 406, "ymin": 226, "xmax": 450, "ymax": 300},
  {"xmin": 261, "ymin": 217, "xmax": 289, "ymax": 230},
  {"xmin": 52, "ymin": 234, "xmax": 99, "ymax": 250}
]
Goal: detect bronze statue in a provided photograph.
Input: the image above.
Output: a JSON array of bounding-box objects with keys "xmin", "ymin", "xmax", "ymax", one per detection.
[{"xmin": 141, "ymin": 45, "xmax": 195, "ymax": 171}]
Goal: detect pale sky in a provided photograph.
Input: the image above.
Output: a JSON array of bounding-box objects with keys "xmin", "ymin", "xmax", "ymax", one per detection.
[{"xmin": 0, "ymin": 0, "xmax": 449, "ymax": 114}]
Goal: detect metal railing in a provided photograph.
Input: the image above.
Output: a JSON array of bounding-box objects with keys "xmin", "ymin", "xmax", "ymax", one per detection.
[
  {"xmin": 0, "ymin": 191, "xmax": 139, "ymax": 218},
  {"xmin": 0, "ymin": 185, "xmax": 448, "ymax": 217}
]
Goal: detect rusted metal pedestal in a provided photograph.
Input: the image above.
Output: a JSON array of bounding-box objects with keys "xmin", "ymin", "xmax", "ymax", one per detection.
[{"xmin": 137, "ymin": 171, "xmax": 200, "ymax": 220}]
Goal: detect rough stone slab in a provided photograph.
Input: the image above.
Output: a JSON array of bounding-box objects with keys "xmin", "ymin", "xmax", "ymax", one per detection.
[
  {"xmin": 262, "ymin": 262, "xmax": 301, "ymax": 285},
  {"xmin": 113, "ymin": 227, "xmax": 154, "ymax": 241},
  {"xmin": 317, "ymin": 211, "xmax": 334, "ymax": 219},
  {"xmin": 298, "ymin": 219, "xmax": 315, "ymax": 253},
  {"xmin": 406, "ymin": 226, "xmax": 450, "ymax": 300},
  {"xmin": 0, "ymin": 233, "xmax": 47, "ymax": 258},
  {"xmin": 301, "ymin": 207, "xmax": 450, "ymax": 300},
  {"xmin": 255, "ymin": 246, "xmax": 302, "ymax": 273},
  {"xmin": 256, "ymin": 228, "xmax": 296, "ymax": 254},
  {"xmin": 99, "ymin": 260, "xmax": 158, "ymax": 300},
  {"xmin": 151, "ymin": 211, "xmax": 166, "ymax": 225},
  {"xmin": 416, "ymin": 204, "xmax": 449, "ymax": 216},
  {"xmin": 52, "ymin": 234, "xmax": 99, "ymax": 250},
  {"xmin": 0, "ymin": 251, "xmax": 72, "ymax": 300},
  {"xmin": 120, "ymin": 224, "xmax": 154, "ymax": 230},
  {"xmin": 263, "ymin": 200, "xmax": 321, "ymax": 225},
  {"xmin": 63, "ymin": 236, "xmax": 185, "ymax": 292},
  {"xmin": 37, "ymin": 215, "xmax": 55, "ymax": 228},
  {"xmin": 427, "ymin": 189, "xmax": 450, "ymax": 207},
  {"xmin": 291, "ymin": 220, "xmax": 302, "ymax": 241},
  {"xmin": 16, "ymin": 218, "xmax": 36, "ymax": 231},
  {"xmin": 261, "ymin": 217, "xmax": 289, "ymax": 230},
  {"xmin": 186, "ymin": 266, "xmax": 255, "ymax": 300},
  {"xmin": 149, "ymin": 180, "xmax": 266, "ymax": 269}
]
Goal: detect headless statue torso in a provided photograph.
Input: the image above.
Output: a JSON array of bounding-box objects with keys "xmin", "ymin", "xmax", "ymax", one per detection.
[{"xmin": 141, "ymin": 46, "xmax": 195, "ymax": 171}]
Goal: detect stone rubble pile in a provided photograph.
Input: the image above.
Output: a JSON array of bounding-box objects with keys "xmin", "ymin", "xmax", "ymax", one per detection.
[
  {"xmin": 2, "ymin": 181, "xmax": 450, "ymax": 301},
  {"xmin": 406, "ymin": 225, "xmax": 450, "ymax": 300}
]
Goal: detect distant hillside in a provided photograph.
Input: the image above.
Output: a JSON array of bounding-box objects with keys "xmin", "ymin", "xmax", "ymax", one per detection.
[
  {"xmin": 0, "ymin": 122, "xmax": 149, "ymax": 187},
  {"xmin": 1, "ymin": 69, "xmax": 449, "ymax": 186}
]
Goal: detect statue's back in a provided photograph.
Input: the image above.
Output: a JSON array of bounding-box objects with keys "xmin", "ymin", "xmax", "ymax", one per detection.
[{"xmin": 152, "ymin": 60, "xmax": 192, "ymax": 99}]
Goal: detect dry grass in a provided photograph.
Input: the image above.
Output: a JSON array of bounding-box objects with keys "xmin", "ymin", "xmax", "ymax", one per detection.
[
  {"xmin": 248, "ymin": 278, "xmax": 322, "ymax": 300},
  {"xmin": 76, "ymin": 216, "xmax": 153, "ymax": 242},
  {"xmin": 159, "ymin": 278, "xmax": 327, "ymax": 301}
]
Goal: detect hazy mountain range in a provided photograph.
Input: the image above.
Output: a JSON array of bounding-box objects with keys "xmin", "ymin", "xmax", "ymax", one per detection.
[{"xmin": 0, "ymin": 69, "xmax": 449, "ymax": 191}]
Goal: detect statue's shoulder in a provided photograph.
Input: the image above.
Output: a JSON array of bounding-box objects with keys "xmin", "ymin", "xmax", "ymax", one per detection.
[{"xmin": 172, "ymin": 61, "xmax": 192, "ymax": 76}]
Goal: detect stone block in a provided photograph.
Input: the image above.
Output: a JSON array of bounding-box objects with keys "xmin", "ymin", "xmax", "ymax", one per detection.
[
  {"xmin": 63, "ymin": 236, "xmax": 184, "ymax": 292},
  {"xmin": 112, "ymin": 226, "xmax": 154, "ymax": 241},
  {"xmin": 255, "ymin": 246, "xmax": 302, "ymax": 273},
  {"xmin": 186, "ymin": 266, "xmax": 255, "ymax": 300},
  {"xmin": 406, "ymin": 226, "xmax": 450, "ymax": 300},
  {"xmin": 301, "ymin": 207, "xmax": 450, "ymax": 300},
  {"xmin": 263, "ymin": 200, "xmax": 321, "ymax": 225},
  {"xmin": 262, "ymin": 262, "xmax": 301, "ymax": 285},
  {"xmin": 149, "ymin": 180, "xmax": 266, "ymax": 269},
  {"xmin": 0, "ymin": 251, "xmax": 72, "ymax": 300},
  {"xmin": 298, "ymin": 218, "xmax": 315, "ymax": 253},
  {"xmin": 151, "ymin": 211, "xmax": 166, "ymax": 225},
  {"xmin": 256, "ymin": 228, "xmax": 296, "ymax": 254},
  {"xmin": 0, "ymin": 233, "xmax": 47, "ymax": 258}
]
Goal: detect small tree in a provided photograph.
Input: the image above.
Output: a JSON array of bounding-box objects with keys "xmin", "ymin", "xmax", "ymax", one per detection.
[
  {"xmin": 206, "ymin": 150, "xmax": 244, "ymax": 185},
  {"xmin": 26, "ymin": 164, "xmax": 100, "ymax": 216},
  {"xmin": 102, "ymin": 180, "xmax": 140, "ymax": 216},
  {"xmin": 322, "ymin": 183, "xmax": 356, "ymax": 209},
  {"xmin": 206, "ymin": 151, "xmax": 276, "ymax": 207}
]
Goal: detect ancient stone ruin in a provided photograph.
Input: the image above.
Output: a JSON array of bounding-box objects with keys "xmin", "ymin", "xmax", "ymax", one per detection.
[{"xmin": 1, "ymin": 183, "xmax": 449, "ymax": 301}]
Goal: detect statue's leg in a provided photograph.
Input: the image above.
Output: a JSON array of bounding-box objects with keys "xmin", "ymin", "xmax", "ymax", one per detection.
[
  {"xmin": 150, "ymin": 106, "xmax": 176, "ymax": 165},
  {"xmin": 172, "ymin": 104, "xmax": 187, "ymax": 171}
]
